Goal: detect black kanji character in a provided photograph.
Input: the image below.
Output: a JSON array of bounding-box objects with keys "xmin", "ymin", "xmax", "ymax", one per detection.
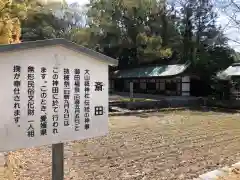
[
  {"xmin": 27, "ymin": 130, "xmax": 35, "ymax": 137},
  {"xmin": 74, "ymin": 95, "xmax": 80, "ymax": 100},
  {"xmin": 27, "ymin": 73, "xmax": 34, "ymax": 80},
  {"xmin": 40, "ymin": 115, "xmax": 47, "ymax": 122},
  {"xmin": 64, "ymin": 68, "xmax": 70, "ymax": 74},
  {"xmin": 75, "ymin": 87, "xmax": 80, "ymax": 93},
  {"xmin": 14, "ymin": 80, "xmax": 21, "ymax": 87},
  {"xmin": 85, "ymin": 124, "xmax": 90, "ymax": 130},
  {"xmin": 41, "ymin": 67, "xmax": 47, "ymax": 73},
  {"xmin": 84, "ymin": 113, "xmax": 89, "ymax": 117},
  {"xmin": 41, "ymin": 122, "xmax": 47, "ymax": 129},
  {"xmin": 64, "ymin": 113, "xmax": 69, "ymax": 119},
  {"xmin": 75, "ymin": 118, "xmax": 80, "ymax": 124},
  {"xmin": 84, "ymin": 87, "xmax": 90, "ymax": 92},
  {"xmin": 64, "ymin": 94, "xmax": 70, "ymax": 100},
  {"xmin": 74, "ymin": 80, "xmax": 80, "ymax": 86},
  {"xmin": 28, "ymin": 95, "xmax": 34, "ymax": 101},
  {"xmin": 14, "ymin": 88, "xmax": 20, "ymax": 95},
  {"xmin": 28, "ymin": 81, "xmax": 34, "ymax": 88},
  {"xmin": 75, "ymin": 108, "xmax": 80, "ymax": 114},
  {"xmin": 85, "ymin": 93, "xmax": 90, "ymax": 99},
  {"xmin": 52, "ymin": 87, "xmax": 59, "ymax": 94},
  {"xmin": 28, "ymin": 89, "xmax": 34, "ymax": 96},
  {"xmin": 28, "ymin": 109, "xmax": 35, "ymax": 116},
  {"xmin": 74, "ymin": 74, "xmax": 80, "ymax": 80},
  {"xmin": 64, "ymin": 81, "xmax": 70, "ymax": 88},
  {"xmin": 27, "ymin": 124, "xmax": 34, "ymax": 137},
  {"xmin": 41, "ymin": 106, "xmax": 46, "ymax": 112},
  {"xmin": 64, "ymin": 100, "xmax": 70, "ymax": 108},
  {"xmin": 52, "ymin": 80, "xmax": 59, "ymax": 86},
  {"xmin": 84, "ymin": 75, "xmax": 90, "ymax": 81},
  {"xmin": 40, "ymin": 129, "xmax": 47, "ymax": 136},
  {"xmin": 95, "ymin": 82, "xmax": 104, "ymax": 91},
  {"xmin": 75, "ymin": 69, "xmax": 80, "ymax": 74},
  {"xmin": 95, "ymin": 106, "xmax": 104, "ymax": 116},
  {"xmin": 28, "ymin": 102, "xmax": 34, "ymax": 109},
  {"xmin": 52, "ymin": 115, "xmax": 58, "ymax": 121},
  {"xmin": 52, "ymin": 100, "xmax": 59, "ymax": 107},
  {"xmin": 84, "ymin": 100, "xmax": 89, "ymax": 106},
  {"xmin": 41, "ymin": 99, "xmax": 47, "ymax": 105},
  {"xmin": 75, "ymin": 113, "xmax": 80, "ymax": 119},
  {"xmin": 75, "ymin": 99, "xmax": 80, "ymax": 105},
  {"xmin": 84, "ymin": 81, "xmax": 90, "ymax": 86},
  {"xmin": 64, "ymin": 75, "xmax": 70, "ymax": 81},
  {"xmin": 64, "ymin": 121, "xmax": 69, "ymax": 126},
  {"xmin": 28, "ymin": 66, "xmax": 34, "ymax": 73},
  {"xmin": 64, "ymin": 90, "xmax": 70, "ymax": 95},
  {"xmin": 75, "ymin": 104, "xmax": 80, "ymax": 110},
  {"xmin": 84, "ymin": 107, "xmax": 90, "ymax": 113},
  {"xmin": 13, "ymin": 65, "xmax": 21, "ymax": 73},
  {"xmin": 85, "ymin": 118, "xmax": 90, "ymax": 123},
  {"xmin": 84, "ymin": 69, "xmax": 90, "ymax": 74}
]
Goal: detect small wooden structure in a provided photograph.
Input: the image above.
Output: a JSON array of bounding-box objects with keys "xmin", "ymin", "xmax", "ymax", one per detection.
[
  {"xmin": 110, "ymin": 62, "xmax": 192, "ymax": 96},
  {"xmin": 217, "ymin": 63, "xmax": 240, "ymax": 100}
]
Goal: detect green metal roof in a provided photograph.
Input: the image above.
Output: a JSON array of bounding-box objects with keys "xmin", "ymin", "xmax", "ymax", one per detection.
[
  {"xmin": 217, "ymin": 63, "xmax": 240, "ymax": 80},
  {"xmin": 113, "ymin": 63, "xmax": 189, "ymax": 78}
]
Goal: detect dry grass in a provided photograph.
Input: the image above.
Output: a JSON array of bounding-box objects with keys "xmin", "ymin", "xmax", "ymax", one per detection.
[{"xmin": 3, "ymin": 110, "xmax": 240, "ymax": 180}]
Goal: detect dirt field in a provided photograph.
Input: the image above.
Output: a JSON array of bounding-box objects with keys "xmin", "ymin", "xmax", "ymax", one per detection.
[{"xmin": 4, "ymin": 110, "xmax": 240, "ymax": 180}]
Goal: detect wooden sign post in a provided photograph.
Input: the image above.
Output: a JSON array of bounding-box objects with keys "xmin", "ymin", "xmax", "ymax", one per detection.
[
  {"xmin": 0, "ymin": 39, "xmax": 118, "ymax": 179},
  {"xmin": 52, "ymin": 143, "xmax": 64, "ymax": 180},
  {"xmin": 130, "ymin": 81, "xmax": 134, "ymax": 102}
]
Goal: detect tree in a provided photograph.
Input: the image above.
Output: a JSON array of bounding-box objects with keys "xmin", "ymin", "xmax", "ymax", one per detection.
[
  {"xmin": 0, "ymin": 0, "xmax": 30, "ymax": 44},
  {"xmin": 21, "ymin": 1, "xmax": 87, "ymax": 41},
  {"xmin": 87, "ymin": 0, "xmax": 176, "ymax": 68}
]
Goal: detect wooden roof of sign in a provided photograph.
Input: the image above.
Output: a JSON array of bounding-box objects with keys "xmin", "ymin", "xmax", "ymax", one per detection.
[{"xmin": 0, "ymin": 38, "xmax": 118, "ymax": 66}]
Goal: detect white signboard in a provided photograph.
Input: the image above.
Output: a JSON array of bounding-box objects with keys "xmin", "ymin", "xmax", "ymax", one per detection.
[{"xmin": 0, "ymin": 51, "xmax": 109, "ymax": 152}]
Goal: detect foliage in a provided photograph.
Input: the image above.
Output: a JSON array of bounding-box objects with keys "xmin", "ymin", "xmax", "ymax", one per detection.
[
  {"xmin": 136, "ymin": 32, "xmax": 172, "ymax": 62},
  {"xmin": 4, "ymin": 0, "xmax": 237, "ymax": 88},
  {"xmin": 21, "ymin": 1, "xmax": 87, "ymax": 41},
  {"xmin": 0, "ymin": 0, "xmax": 30, "ymax": 44},
  {"xmin": 86, "ymin": 0, "xmax": 176, "ymax": 67}
]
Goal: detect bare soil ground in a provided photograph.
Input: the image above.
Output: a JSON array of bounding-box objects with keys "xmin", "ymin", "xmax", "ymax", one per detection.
[{"xmin": 3, "ymin": 110, "xmax": 240, "ymax": 180}]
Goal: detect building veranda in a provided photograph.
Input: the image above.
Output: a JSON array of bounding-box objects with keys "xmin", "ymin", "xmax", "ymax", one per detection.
[{"xmin": 110, "ymin": 62, "xmax": 195, "ymax": 97}]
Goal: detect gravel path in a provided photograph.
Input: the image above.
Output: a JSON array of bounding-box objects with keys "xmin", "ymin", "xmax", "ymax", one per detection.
[{"xmin": 4, "ymin": 110, "xmax": 240, "ymax": 180}]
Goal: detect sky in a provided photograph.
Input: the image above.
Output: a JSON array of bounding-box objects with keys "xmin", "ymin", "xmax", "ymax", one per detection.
[{"xmin": 67, "ymin": 0, "xmax": 240, "ymax": 51}]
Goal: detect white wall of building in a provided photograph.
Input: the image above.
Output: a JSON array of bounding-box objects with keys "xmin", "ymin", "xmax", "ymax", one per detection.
[{"xmin": 182, "ymin": 76, "xmax": 190, "ymax": 96}]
